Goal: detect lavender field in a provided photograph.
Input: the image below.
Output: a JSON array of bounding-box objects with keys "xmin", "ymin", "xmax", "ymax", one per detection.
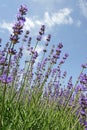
[{"xmin": 0, "ymin": 5, "xmax": 87, "ymax": 130}]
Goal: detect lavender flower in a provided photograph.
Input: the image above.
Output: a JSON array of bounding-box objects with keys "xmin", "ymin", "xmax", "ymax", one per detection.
[
  {"xmin": 0, "ymin": 74, "xmax": 13, "ymax": 84},
  {"xmin": 58, "ymin": 43, "xmax": 63, "ymax": 49},
  {"xmin": 79, "ymin": 94, "xmax": 87, "ymax": 128},
  {"xmin": 46, "ymin": 34, "xmax": 51, "ymax": 42},
  {"xmin": 0, "ymin": 58, "xmax": 6, "ymax": 65},
  {"xmin": 62, "ymin": 71, "xmax": 67, "ymax": 79},
  {"xmin": 8, "ymin": 48, "xmax": 17, "ymax": 55},
  {"xmin": 36, "ymin": 25, "xmax": 45, "ymax": 41},
  {"xmin": 10, "ymin": 5, "xmax": 28, "ymax": 44},
  {"xmin": 19, "ymin": 4, "xmax": 28, "ymax": 15},
  {"xmin": 67, "ymin": 76, "xmax": 73, "ymax": 89},
  {"xmin": 82, "ymin": 63, "xmax": 87, "ymax": 69},
  {"xmin": 10, "ymin": 35, "xmax": 19, "ymax": 44},
  {"xmin": 37, "ymin": 35, "xmax": 42, "ymax": 41},
  {"xmin": 80, "ymin": 73, "xmax": 87, "ymax": 85}
]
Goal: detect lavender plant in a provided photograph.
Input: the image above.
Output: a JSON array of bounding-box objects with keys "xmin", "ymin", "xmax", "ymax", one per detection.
[{"xmin": 0, "ymin": 4, "xmax": 87, "ymax": 130}]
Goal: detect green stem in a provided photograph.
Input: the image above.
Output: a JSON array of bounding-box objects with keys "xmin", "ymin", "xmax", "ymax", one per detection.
[
  {"xmin": 63, "ymin": 68, "xmax": 84, "ymax": 112},
  {"xmin": 1, "ymin": 44, "xmax": 14, "ymax": 127}
]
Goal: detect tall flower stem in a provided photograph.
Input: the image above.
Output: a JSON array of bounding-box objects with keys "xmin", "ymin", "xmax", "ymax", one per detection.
[
  {"xmin": 1, "ymin": 44, "xmax": 14, "ymax": 126},
  {"xmin": 18, "ymin": 41, "xmax": 39, "ymax": 102},
  {"xmin": 1, "ymin": 42, "xmax": 12, "ymax": 74},
  {"xmin": 63, "ymin": 68, "xmax": 84, "ymax": 112}
]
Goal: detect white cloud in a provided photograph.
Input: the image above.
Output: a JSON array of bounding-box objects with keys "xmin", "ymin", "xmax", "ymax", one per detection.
[
  {"xmin": 79, "ymin": 0, "xmax": 87, "ymax": 18},
  {"xmin": 44, "ymin": 12, "xmax": 54, "ymax": 27},
  {"xmin": 24, "ymin": 8, "xmax": 73, "ymax": 30},
  {"xmin": 24, "ymin": 17, "xmax": 35, "ymax": 30},
  {"xmin": 44, "ymin": 8, "xmax": 73, "ymax": 27},
  {"xmin": 0, "ymin": 21, "xmax": 13, "ymax": 33},
  {"xmin": 35, "ymin": 20, "xmax": 42, "ymax": 26},
  {"xmin": 0, "ymin": 18, "xmax": 40, "ymax": 34},
  {"xmin": 0, "ymin": 18, "xmax": 35, "ymax": 34},
  {"xmin": 24, "ymin": 18, "xmax": 42, "ymax": 33},
  {"xmin": 0, "ymin": 8, "xmax": 73, "ymax": 33},
  {"xmin": 35, "ymin": 45, "xmax": 44, "ymax": 53}
]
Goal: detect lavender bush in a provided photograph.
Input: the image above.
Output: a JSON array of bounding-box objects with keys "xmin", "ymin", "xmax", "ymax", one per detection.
[{"xmin": 0, "ymin": 5, "xmax": 87, "ymax": 130}]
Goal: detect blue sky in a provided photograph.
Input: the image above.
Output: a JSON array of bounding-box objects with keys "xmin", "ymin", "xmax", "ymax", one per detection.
[{"xmin": 0, "ymin": 0, "xmax": 87, "ymax": 83}]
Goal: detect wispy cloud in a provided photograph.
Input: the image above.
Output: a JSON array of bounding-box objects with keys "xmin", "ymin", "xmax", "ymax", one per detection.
[
  {"xmin": 79, "ymin": 0, "xmax": 87, "ymax": 18},
  {"xmin": 0, "ymin": 21, "xmax": 13, "ymax": 33},
  {"xmin": 24, "ymin": 8, "xmax": 73, "ymax": 31},
  {"xmin": 24, "ymin": 17, "xmax": 42, "ymax": 33},
  {"xmin": 24, "ymin": 17, "xmax": 35, "ymax": 30},
  {"xmin": 0, "ymin": 8, "xmax": 73, "ymax": 33},
  {"xmin": 44, "ymin": 8, "xmax": 73, "ymax": 27}
]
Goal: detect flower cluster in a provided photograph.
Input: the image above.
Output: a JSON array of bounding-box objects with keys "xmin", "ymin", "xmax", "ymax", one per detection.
[
  {"xmin": 10, "ymin": 4, "xmax": 28, "ymax": 44},
  {"xmin": 37, "ymin": 25, "xmax": 45, "ymax": 41},
  {"xmin": 0, "ymin": 74, "xmax": 13, "ymax": 84},
  {"xmin": 80, "ymin": 94, "xmax": 87, "ymax": 129}
]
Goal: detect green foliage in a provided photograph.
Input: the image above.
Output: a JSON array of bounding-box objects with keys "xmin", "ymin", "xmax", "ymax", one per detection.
[{"xmin": 0, "ymin": 86, "xmax": 83, "ymax": 130}]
